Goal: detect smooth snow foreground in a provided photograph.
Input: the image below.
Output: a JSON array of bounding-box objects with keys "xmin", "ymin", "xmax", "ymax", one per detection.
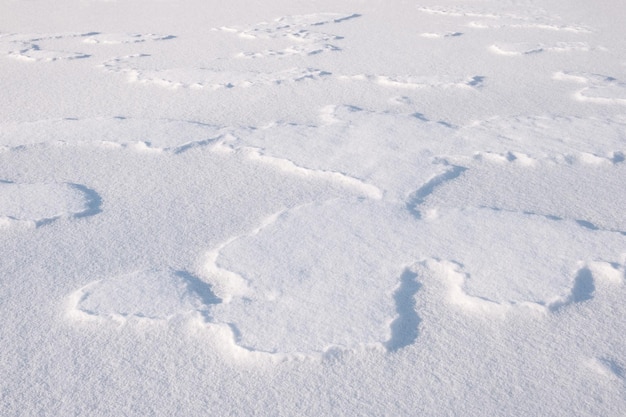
[{"xmin": 1, "ymin": 0, "xmax": 625, "ymax": 415}]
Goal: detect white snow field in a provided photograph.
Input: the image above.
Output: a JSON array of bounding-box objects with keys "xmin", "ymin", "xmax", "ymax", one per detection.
[{"xmin": 1, "ymin": 0, "xmax": 625, "ymax": 415}]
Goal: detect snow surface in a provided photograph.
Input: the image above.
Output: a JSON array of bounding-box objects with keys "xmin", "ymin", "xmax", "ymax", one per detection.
[{"xmin": 1, "ymin": 0, "xmax": 625, "ymax": 415}]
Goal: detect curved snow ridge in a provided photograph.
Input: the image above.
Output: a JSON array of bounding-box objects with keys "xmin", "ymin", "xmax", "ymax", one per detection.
[
  {"xmin": 423, "ymin": 258, "xmax": 624, "ymax": 316},
  {"xmin": 65, "ymin": 203, "xmax": 424, "ymax": 361},
  {"xmin": 223, "ymin": 105, "xmax": 463, "ymax": 200},
  {"xmin": 405, "ymin": 163, "xmax": 467, "ymax": 219},
  {"xmin": 459, "ymin": 114, "xmax": 626, "ymax": 158},
  {"xmin": 586, "ymin": 357, "xmax": 626, "ymax": 386},
  {"xmin": 546, "ymin": 259, "xmax": 625, "ymax": 310},
  {"xmin": 199, "ymin": 200, "xmax": 423, "ymax": 359},
  {"xmin": 82, "ymin": 33, "xmax": 175, "ymax": 45},
  {"xmin": 416, "ymin": 153, "xmax": 626, "ymax": 235},
  {"xmin": 468, "ymin": 20, "xmax": 592, "ymax": 33},
  {"xmin": 100, "ymin": 55, "xmax": 331, "ymax": 89},
  {"xmin": 0, "ymin": 32, "xmax": 173, "ymax": 45},
  {"xmin": 470, "ymin": 150, "xmax": 538, "ymax": 165},
  {"xmin": 1, "ymin": 32, "xmax": 93, "ymax": 62},
  {"xmin": 0, "ymin": 117, "xmax": 228, "ymax": 151},
  {"xmin": 7, "ymin": 46, "xmax": 90, "ymax": 62},
  {"xmin": 340, "ymin": 73, "xmax": 485, "ymax": 90},
  {"xmin": 414, "ymin": 206, "xmax": 626, "ymax": 308},
  {"xmin": 416, "ymin": 6, "xmax": 592, "ymax": 33},
  {"xmin": 489, "ymin": 42, "xmax": 594, "ymax": 56},
  {"xmin": 215, "ymin": 12, "xmax": 360, "ymax": 59},
  {"xmin": 62, "ymin": 202, "xmax": 625, "ymax": 360},
  {"xmin": 67, "ymin": 268, "xmax": 221, "ymax": 323},
  {"xmin": 229, "ymin": 144, "xmax": 383, "ymax": 199},
  {"xmin": 471, "ymin": 149, "xmax": 626, "ymax": 167},
  {"xmin": 483, "ymin": 207, "xmax": 626, "ymax": 238},
  {"xmin": 421, "ymin": 152, "xmax": 626, "ymax": 233},
  {"xmin": 416, "ymin": 6, "xmax": 511, "ymax": 19},
  {"xmin": 554, "ymin": 72, "xmax": 626, "ymax": 105},
  {"xmin": 420, "ymin": 31, "xmax": 463, "ymax": 39},
  {"xmin": 202, "ymin": 209, "xmax": 288, "ymax": 303},
  {"xmin": 197, "ymin": 322, "xmax": 391, "ymax": 364},
  {"xmin": 1, "ymin": 32, "xmax": 175, "ymax": 63},
  {"xmin": 234, "ymin": 43, "xmax": 341, "ymax": 59},
  {"xmin": 214, "ymin": 12, "xmax": 360, "ymax": 40},
  {"xmin": 0, "ymin": 181, "xmax": 101, "ymax": 228}
]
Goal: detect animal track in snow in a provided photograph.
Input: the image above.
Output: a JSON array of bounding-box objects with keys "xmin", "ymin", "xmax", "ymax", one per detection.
[
  {"xmin": 100, "ymin": 54, "xmax": 331, "ymax": 89},
  {"xmin": 553, "ymin": 72, "xmax": 626, "ymax": 105},
  {"xmin": 0, "ymin": 181, "xmax": 101, "ymax": 227},
  {"xmin": 215, "ymin": 13, "xmax": 360, "ymax": 58},
  {"xmin": 68, "ymin": 269, "xmax": 220, "ymax": 323}
]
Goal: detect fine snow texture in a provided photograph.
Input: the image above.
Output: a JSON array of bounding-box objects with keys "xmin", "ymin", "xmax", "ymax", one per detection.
[{"xmin": 1, "ymin": 0, "xmax": 626, "ymax": 416}]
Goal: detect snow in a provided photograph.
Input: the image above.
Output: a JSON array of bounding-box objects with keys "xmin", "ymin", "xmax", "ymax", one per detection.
[{"xmin": 1, "ymin": 0, "xmax": 625, "ymax": 415}]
